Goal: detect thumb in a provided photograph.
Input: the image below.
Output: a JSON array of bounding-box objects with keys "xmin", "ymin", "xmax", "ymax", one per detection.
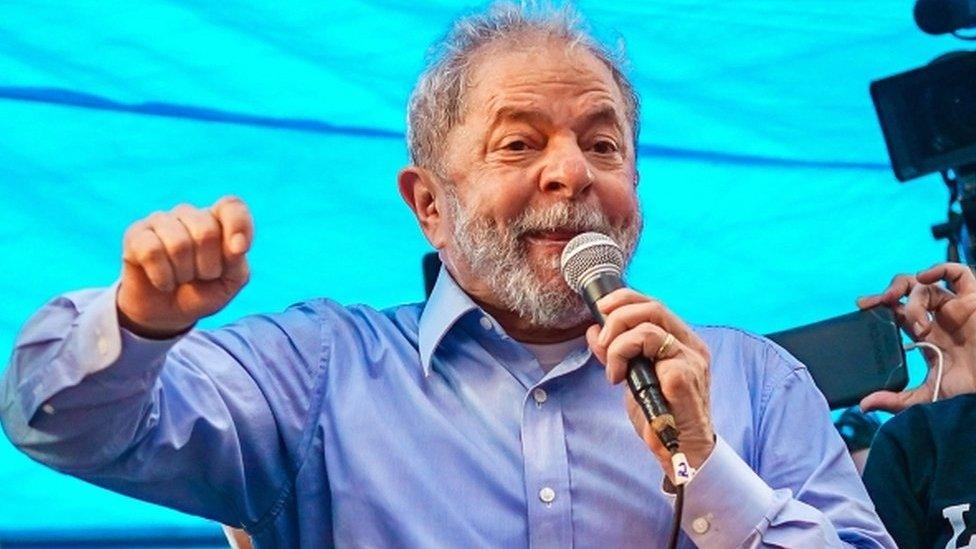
[{"xmin": 221, "ymin": 253, "xmax": 250, "ymax": 288}]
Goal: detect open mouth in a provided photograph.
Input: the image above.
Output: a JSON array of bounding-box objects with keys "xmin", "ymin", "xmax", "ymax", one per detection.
[{"xmin": 524, "ymin": 229, "xmax": 582, "ymax": 245}]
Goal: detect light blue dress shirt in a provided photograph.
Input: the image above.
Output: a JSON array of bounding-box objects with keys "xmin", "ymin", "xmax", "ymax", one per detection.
[{"xmin": 1, "ymin": 269, "xmax": 893, "ymax": 547}]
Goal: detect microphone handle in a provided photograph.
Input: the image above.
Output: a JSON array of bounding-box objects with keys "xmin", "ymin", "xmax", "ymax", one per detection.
[{"xmin": 582, "ymin": 275, "xmax": 681, "ymax": 451}]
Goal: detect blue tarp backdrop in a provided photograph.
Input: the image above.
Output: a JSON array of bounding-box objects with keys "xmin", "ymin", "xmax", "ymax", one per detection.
[{"xmin": 0, "ymin": 0, "xmax": 960, "ymax": 538}]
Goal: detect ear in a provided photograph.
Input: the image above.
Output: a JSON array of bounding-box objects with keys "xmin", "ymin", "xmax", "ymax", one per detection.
[{"xmin": 398, "ymin": 166, "xmax": 450, "ymax": 249}]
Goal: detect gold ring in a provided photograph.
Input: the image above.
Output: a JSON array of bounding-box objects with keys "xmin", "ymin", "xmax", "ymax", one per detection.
[{"xmin": 655, "ymin": 332, "xmax": 675, "ymax": 360}]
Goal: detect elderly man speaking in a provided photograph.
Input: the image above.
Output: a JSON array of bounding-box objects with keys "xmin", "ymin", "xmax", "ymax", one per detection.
[{"xmin": 1, "ymin": 4, "xmax": 892, "ymax": 548}]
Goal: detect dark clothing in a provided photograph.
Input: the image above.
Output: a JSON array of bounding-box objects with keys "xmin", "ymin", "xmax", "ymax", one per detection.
[{"xmin": 863, "ymin": 394, "xmax": 976, "ymax": 548}]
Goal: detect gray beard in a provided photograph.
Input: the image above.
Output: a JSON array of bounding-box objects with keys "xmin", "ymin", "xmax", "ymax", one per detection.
[{"xmin": 443, "ymin": 189, "xmax": 642, "ymax": 329}]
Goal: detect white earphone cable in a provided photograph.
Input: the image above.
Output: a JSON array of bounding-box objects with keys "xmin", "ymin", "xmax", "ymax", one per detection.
[{"xmin": 903, "ymin": 341, "xmax": 945, "ymax": 403}]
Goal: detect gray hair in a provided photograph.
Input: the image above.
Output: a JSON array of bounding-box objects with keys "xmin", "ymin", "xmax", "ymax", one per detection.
[{"xmin": 406, "ymin": 2, "xmax": 641, "ymax": 175}]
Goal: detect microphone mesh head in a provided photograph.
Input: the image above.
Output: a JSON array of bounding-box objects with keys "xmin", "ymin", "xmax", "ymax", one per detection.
[{"xmin": 560, "ymin": 232, "xmax": 624, "ymax": 292}]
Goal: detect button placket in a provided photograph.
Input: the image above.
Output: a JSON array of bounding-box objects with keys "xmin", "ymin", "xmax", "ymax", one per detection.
[{"xmin": 520, "ymin": 384, "xmax": 573, "ymax": 548}]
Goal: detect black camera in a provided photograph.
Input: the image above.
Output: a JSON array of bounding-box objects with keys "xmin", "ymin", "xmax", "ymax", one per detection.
[{"xmin": 870, "ymin": 50, "xmax": 976, "ymax": 182}]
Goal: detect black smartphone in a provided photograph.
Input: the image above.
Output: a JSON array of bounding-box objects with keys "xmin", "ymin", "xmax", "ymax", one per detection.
[{"xmin": 765, "ymin": 307, "xmax": 908, "ymax": 409}]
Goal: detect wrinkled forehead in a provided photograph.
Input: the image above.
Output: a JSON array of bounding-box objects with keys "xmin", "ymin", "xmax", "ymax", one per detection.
[{"xmin": 460, "ymin": 37, "xmax": 628, "ymax": 127}]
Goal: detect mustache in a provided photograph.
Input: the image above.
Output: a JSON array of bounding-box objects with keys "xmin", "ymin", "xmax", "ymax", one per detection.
[{"xmin": 507, "ymin": 201, "xmax": 614, "ymax": 238}]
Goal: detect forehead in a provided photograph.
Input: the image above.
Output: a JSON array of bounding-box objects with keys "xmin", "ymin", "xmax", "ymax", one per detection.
[{"xmin": 462, "ymin": 39, "xmax": 626, "ymax": 126}]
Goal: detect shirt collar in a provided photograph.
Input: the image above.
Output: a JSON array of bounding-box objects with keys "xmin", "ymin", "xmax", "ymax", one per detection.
[{"xmin": 418, "ymin": 265, "xmax": 479, "ymax": 377}]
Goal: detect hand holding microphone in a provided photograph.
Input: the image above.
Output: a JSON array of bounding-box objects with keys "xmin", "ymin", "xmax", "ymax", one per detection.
[{"xmin": 562, "ymin": 233, "xmax": 715, "ymax": 479}]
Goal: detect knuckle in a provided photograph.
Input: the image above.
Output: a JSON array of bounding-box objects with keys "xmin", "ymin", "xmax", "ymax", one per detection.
[
  {"xmin": 169, "ymin": 237, "xmax": 193, "ymax": 257},
  {"xmin": 216, "ymin": 195, "xmax": 247, "ymax": 215},
  {"xmin": 617, "ymin": 288, "xmax": 640, "ymax": 300},
  {"xmin": 122, "ymin": 225, "xmax": 144, "ymax": 246},
  {"xmin": 171, "ymin": 203, "xmax": 195, "ymax": 215},
  {"xmin": 146, "ymin": 211, "xmax": 169, "ymax": 224},
  {"xmin": 663, "ymin": 367, "xmax": 695, "ymax": 391},
  {"xmin": 135, "ymin": 242, "xmax": 164, "ymax": 264},
  {"xmin": 191, "ymin": 223, "xmax": 221, "ymax": 244},
  {"xmin": 699, "ymin": 347, "xmax": 712, "ymax": 365},
  {"xmin": 889, "ymin": 273, "xmax": 911, "ymax": 286},
  {"xmin": 638, "ymin": 322, "xmax": 659, "ymax": 340},
  {"xmin": 602, "ymin": 315, "xmax": 620, "ymax": 336},
  {"xmin": 605, "ymin": 338, "xmax": 628, "ymax": 360}
]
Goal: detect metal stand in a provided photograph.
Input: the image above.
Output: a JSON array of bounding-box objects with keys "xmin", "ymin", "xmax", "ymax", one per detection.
[{"xmin": 932, "ymin": 163, "xmax": 976, "ymax": 264}]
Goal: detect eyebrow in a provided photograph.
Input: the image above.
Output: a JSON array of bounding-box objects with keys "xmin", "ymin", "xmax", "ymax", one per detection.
[
  {"xmin": 576, "ymin": 105, "xmax": 625, "ymax": 136},
  {"xmin": 488, "ymin": 106, "xmax": 548, "ymax": 130},
  {"xmin": 488, "ymin": 104, "xmax": 624, "ymax": 135}
]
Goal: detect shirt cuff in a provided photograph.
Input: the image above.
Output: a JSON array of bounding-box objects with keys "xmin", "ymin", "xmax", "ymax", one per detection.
[
  {"xmin": 29, "ymin": 283, "xmax": 183, "ymax": 417},
  {"xmin": 678, "ymin": 435, "xmax": 776, "ymax": 546}
]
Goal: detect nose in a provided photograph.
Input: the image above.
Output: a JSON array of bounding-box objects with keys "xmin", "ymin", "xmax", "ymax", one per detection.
[{"xmin": 539, "ymin": 138, "xmax": 593, "ymax": 199}]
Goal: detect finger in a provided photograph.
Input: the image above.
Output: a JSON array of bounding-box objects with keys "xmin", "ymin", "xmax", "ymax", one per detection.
[
  {"xmin": 123, "ymin": 224, "xmax": 176, "ymax": 292},
  {"xmin": 881, "ymin": 274, "xmax": 916, "ymax": 305},
  {"xmin": 917, "ymin": 262, "xmax": 976, "ymax": 295},
  {"xmin": 586, "ymin": 324, "xmax": 604, "ymax": 363},
  {"xmin": 857, "ymin": 273, "xmax": 918, "ymax": 312},
  {"xmin": 221, "ymin": 253, "xmax": 251, "ymax": 288},
  {"xmin": 597, "ymin": 288, "xmax": 692, "ymax": 344},
  {"xmin": 596, "ymin": 288, "xmax": 653, "ymax": 315},
  {"xmin": 604, "ymin": 322, "xmax": 679, "ymax": 384},
  {"xmin": 145, "ymin": 212, "xmax": 195, "ymax": 284},
  {"xmin": 181, "ymin": 254, "xmax": 251, "ymax": 308},
  {"xmin": 856, "ymin": 295, "xmax": 883, "ymax": 309},
  {"xmin": 902, "ymin": 283, "xmax": 933, "ymax": 338},
  {"xmin": 902, "ymin": 283, "xmax": 955, "ymax": 337},
  {"xmin": 859, "ymin": 387, "xmax": 926, "ymax": 414},
  {"xmin": 598, "ymin": 299, "xmax": 706, "ymax": 358},
  {"xmin": 211, "ymin": 196, "xmax": 253, "ymax": 257},
  {"xmin": 173, "ymin": 204, "xmax": 223, "ymax": 281}
]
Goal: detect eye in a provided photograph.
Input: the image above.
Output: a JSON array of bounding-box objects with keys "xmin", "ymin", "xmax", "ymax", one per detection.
[
  {"xmin": 592, "ymin": 139, "xmax": 619, "ymax": 155},
  {"xmin": 502, "ymin": 139, "xmax": 529, "ymax": 152}
]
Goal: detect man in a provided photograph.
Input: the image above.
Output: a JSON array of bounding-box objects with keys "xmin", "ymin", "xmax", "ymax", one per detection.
[
  {"xmin": 858, "ymin": 262, "xmax": 976, "ymax": 547},
  {"xmin": 1, "ymin": 4, "xmax": 892, "ymax": 547}
]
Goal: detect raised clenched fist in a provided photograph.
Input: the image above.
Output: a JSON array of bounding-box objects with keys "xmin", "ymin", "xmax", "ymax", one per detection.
[{"xmin": 117, "ymin": 196, "xmax": 254, "ymax": 338}]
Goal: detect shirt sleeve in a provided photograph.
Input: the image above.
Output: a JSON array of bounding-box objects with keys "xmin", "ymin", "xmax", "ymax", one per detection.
[
  {"xmin": 676, "ymin": 345, "xmax": 895, "ymax": 548},
  {"xmin": 861, "ymin": 409, "xmax": 929, "ymax": 548},
  {"xmin": 0, "ymin": 285, "xmax": 326, "ymax": 529}
]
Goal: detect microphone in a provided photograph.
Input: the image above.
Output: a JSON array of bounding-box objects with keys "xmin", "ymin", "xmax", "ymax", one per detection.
[
  {"xmin": 560, "ymin": 232, "xmax": 680, "ymax": 452},
  {"xmin": 914, "ymin": 0, "xmax": 976, "ymax": 35}
]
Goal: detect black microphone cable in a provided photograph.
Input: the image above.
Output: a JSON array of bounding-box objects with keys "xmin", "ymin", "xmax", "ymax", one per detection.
[{"xmin": 561, "ymin": 232, "xmax": 693, "ymax": 549}]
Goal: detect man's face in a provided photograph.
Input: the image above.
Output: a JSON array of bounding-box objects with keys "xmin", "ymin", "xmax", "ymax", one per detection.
[{"xmin": 438, "ymin": 38, "xmax": 642, "ymax": 328}]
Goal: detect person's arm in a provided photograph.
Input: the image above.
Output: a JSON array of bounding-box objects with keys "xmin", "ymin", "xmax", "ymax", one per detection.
[
  {"xmin": 665, "ymin": 351, "xmax": 892, "ymax": 547},
  {"xmin": 587, "ymin": 292, "xmax": 894, "ymax": 547},
  {"xmin": 0, "ymin": 196, "xmax": 322, "ymax": 528},
  {"xmin": 0, "ymin": 283, "xmax": 324, "ymax": 528},
  {"xmin": 861, "ymin": 411, "xmax": 929, "ymax": 549}
]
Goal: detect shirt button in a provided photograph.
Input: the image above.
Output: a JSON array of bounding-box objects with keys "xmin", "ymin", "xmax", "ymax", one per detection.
[
  {"xmin": 41, "ymin": 403, "xmax": 55, "ymax": 415},
  {"xmin": 532, "ymin": 388, "xmax": 548, "ymax": 404},
  {"xmin": 538, "ymin": 487, "xmax": 556, "ymax": 504},
  {"xmin": 479, "ymin": 316, "xmax": 493, "ymax": 330},
  {"xmin": 97, "ymin": 337, "xmax": 109, "ymax": 356},
  {"xmin": 691, "ymin": 516, "xmax": 710, "ymax": 534}
]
